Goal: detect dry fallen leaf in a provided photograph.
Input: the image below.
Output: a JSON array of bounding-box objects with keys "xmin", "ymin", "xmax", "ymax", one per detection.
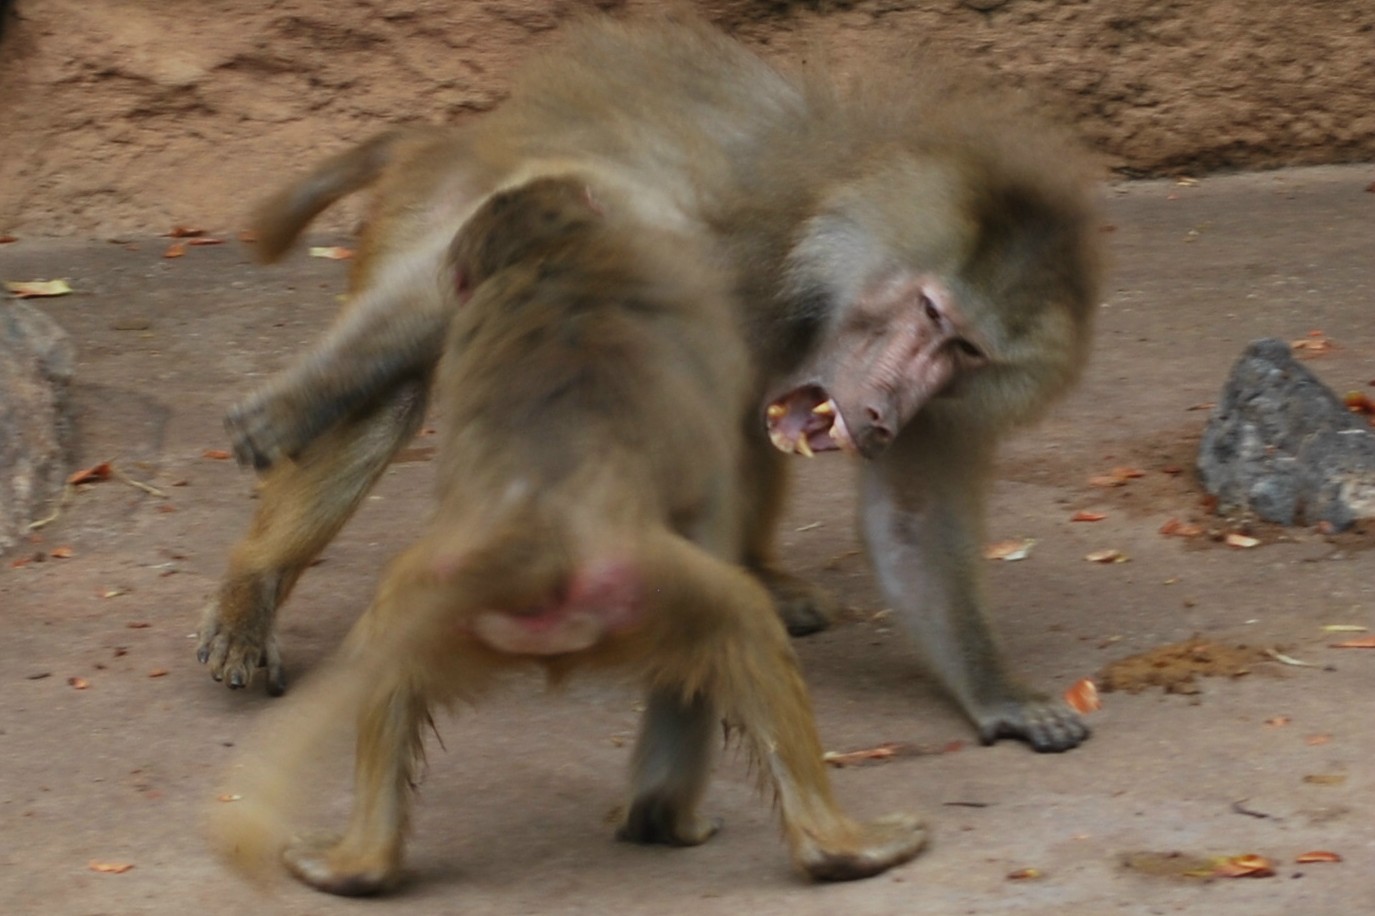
[
  {"xmin": 163, "ymin": 241, "xmax": 187, "ymax": 259},
  {"xmin": 1070, "ymin": 510, "xmax": 1107, "ymax": 522},
  {"xmin": 162, "ymin": 225, "xmax": 205, "ymax": 238},
  {"xmin": 984, "ymin": 538, "xmax": 1035, "ymax": 561},
  {"xmin": 0, "ymin": 234, "xmax": 17, "ymax": 243},
  {"xmin": 68, "ymin": 676, "xmax": 90, "ymax": 690},
  {"xmin": 1265, "ymin": 649, "xmax": 1319, "ymax": 668},
  {"xmin": 1263, "ymin": 716, "xmax": 1290, "ymax": 727},
  {"xmin": 147, "ymin": 669, "xmax": 169, "ymax": 678},
  {"xmin": 823, "ymin": 743, "xmax": 901, "ymax": 767},
  {"xmin": 1206, "ymin": 854, "xmax": 1275, "ymax": 878},
  {"xmin": 6, "ymin": 278, "xmax": 74, "ymax": 298},
  {"xmin": 217, "ymin": 793, "xmax": 243, "ymax": 803},
  {"xmin": 1084, "ymin": 548, "xmax": 1128, "ymax": 564},
  {"xmin": 1330, "ymin": 636, "xmax": 1375, "ymax": 648},
  {"xmin": 1304, "ymin": 734, "xmax": 1332, "ymax": 746},
  {"xmin": 1089, "ymin": 466, "xmax": 1145, "ymax": 488},
  {"xmin": 309, "ymin": 246, "xmax": 355, "ymax": 260},
  {"xmin": 50, "ymin": 546, "xmax": 74, "ymax": 559},
  {"xmin": 1295, "ymin": 850, "xmax": 1342, "ymax": 864},
  {"xmin": 1006, "ymin": 867, "xmax": 1043, "ymax": 880},
  {"xmin": 1063, "ymin": 678, "xmax": 1102, "ymax": 713},
  {"xmin": 186, "ymin": 237, "xmax": 224, "ymax": 247},
  {"xmin": 201, "ymin": 449, "xmax": 232, "ymax": 460},
  {"xmin": 1160, "ymin": 518, "xmax": 1205, "ymax": 538},
  {"xmin": 1225, "ymin": 533, "xmax": 1261, "ymax": 548},
  {"xmin": 1291, "ymin": 332, "xmax": 1336, "ymax": 357},
  {"xmin": 88, "ymin": 861, "xmax": 135, "ymax": 874},
  {"xmin": 1303, "ymin": 773, "xmax": 1347, "ymax": 786},
  {"xmin": 68, "ymin": 461, "xmax": 114, "ymax": 485}
]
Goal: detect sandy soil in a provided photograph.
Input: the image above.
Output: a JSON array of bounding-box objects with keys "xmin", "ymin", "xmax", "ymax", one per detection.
[{"xmin": 2, "ymin": 165, "xmax": 1373, "ymax": 914}]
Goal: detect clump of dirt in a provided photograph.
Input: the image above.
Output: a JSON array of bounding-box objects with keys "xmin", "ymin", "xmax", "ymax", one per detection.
[{"xmin": 1098, "ymin": 639, "xmax": 1271, "ymax": 695}]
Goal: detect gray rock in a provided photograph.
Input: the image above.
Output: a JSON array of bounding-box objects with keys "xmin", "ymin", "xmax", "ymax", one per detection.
[
  {"xmin": 0, "ymin": 301, "xmax": 75, "ymax": 553},
  {"xmin": 1197, "ymin": 338, "xmax": 1375, "ymax": 531}
]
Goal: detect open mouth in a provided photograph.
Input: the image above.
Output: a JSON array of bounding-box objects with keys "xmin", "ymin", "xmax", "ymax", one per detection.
[{"xmin": 765, "ymin": 384, "xmax": 855, "ymax": 457}]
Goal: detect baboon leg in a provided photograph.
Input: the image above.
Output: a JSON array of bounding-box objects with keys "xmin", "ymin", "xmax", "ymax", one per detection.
[
  {"xmin": 281, "ymin": 674, "xmax": 429, "ymax": 897},
  {"xmin": 633, "ymin": 535, "xmax": 926, "ymax": 880},
  {"xmin": 859, "ymin": 419, "xmax": 1089, "ymax": 752},
  {"xmin": 740, "ymin": 434, "xmax": 840, "ymax": 636},
  {"xmin": 279, "ymin": 541, "xmax": 480, "ymax": 896},
  {"xmin": 197, "ymin": 379, "xmax": 429, "ymax": 695},
  {"xmin": 617, "ymin": 688, "xmax": 722, "ymax": 847}
]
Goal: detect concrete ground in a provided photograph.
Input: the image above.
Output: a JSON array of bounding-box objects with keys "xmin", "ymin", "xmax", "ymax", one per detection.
[{"xmin": 1, "ymin": 165, "xmax": 1373, "ymax": 915}]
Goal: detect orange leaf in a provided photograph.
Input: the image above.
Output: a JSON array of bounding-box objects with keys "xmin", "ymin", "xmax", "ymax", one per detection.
[
  {"xmin": 1263, "ymin": 716, "xmax": 1290, "ymax": 727},
  {"xmin": 1063, "ymin": 678, "xmax": 1101, "ymax": 713},
  {"xmin": 50, "ymin": 546, "xmax": 75, "ymax": 559},
  {"xmin": 89, "ymin": 861, "xmax": 135, "ymax": 874},
  {"xmin": 162, "ymin": 225, "xmax": 205, "ymax": 238},
  {"xmin": 1071, "ymin": 510, "xmax": 1106, "ymax": 522},
  {"xmin": 1304, "ymin": 733, "xmax": 1332, "ymax": 746},
  {"xmin": 1210, "ymin": 854, "xmax": 1275, "ymax": 878},
  {"xmin": 1330, "ymin": 636, "xmax": 1375, "ymax": 648},
  {"xmin": 0, "ymin": 234, "xmax": 17, "ymax": 243},
  {"xmin": 147, "ymin": 669, "xmax": 169, "ymax": 678},
  {"xmin": 201, "ymin": 449, "xmax": 232, "ymax": 460},
  {"xmin": 163, "ymin": 241, "xmax": 186, "ymax": 259},
  {"xmin": 1160, "ymin": 518, "xmax": 1204, "ymax": 538},
  {"xmin": 1295, "ymin": 851, "xmax": 1342, "ymax": 864},
  {"xmin": 1006, "ymin": 867, "xmax": 1042, "ymax": 880},
  {"xmin": 186, "ymin": 237, "xmax": 224, "ymax": 246},
  {"xmin": 68, "ymin": 676, "xmax": 90, "ymax": 689},
  {"xmin": 68, "ymin": 462, "xmax": 113, "ymax": 485}
]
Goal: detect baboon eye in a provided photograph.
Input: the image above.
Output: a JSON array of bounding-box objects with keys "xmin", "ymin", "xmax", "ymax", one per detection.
[{"xmin": 921, "ymin": 293, "xmax": 941, "ymax": 325}]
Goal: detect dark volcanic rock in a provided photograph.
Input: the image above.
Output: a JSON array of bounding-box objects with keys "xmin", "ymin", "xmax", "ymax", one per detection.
[
  {"xmin": 0, "ymin": 302, "xmax": 75, "ymax": 552},
  {"xmin": 1197, "ymin": 338, "xmax": 1375, "ymax": 530}
]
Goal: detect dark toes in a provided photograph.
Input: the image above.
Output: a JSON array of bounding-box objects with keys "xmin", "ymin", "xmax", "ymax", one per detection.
[{"xmin": 976, "ymin": 699, "xmax": 1090, "ymax": 753}]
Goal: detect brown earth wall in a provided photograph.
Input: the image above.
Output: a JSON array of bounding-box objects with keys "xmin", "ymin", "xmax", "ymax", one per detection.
[{"xmin": 0, "ymin": 0, "xmax": 1371, "ymax": 236}]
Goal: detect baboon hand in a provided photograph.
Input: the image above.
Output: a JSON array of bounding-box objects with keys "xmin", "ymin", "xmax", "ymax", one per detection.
[
  {"xmin": 973, "ymin": 694, "xmax": 1088, "ymax": 753},
  {"xmin": 224, "ymin": 391, "xmax": 298, "ymax": 471}
]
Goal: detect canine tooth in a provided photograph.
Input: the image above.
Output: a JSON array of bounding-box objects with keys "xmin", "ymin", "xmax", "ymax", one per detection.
[
  {"xmin": 795, "ymin": 438, "xmax": 814, "ymax": 458},
  {"xmin": 811, "ymin": 401, "xmax": 835, "ymax": 417},
  {"xmin": 769, "ymin": 429, "xmax": 794, "ymax": 454},
  {"xmin": 766, "ymin": 403, "xmax": 787, "ymax": 420}
]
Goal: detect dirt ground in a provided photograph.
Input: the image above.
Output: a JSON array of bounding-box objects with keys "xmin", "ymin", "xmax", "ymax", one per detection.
[{"xmin": 2, "ymin": 165, "xmax": 1374, "ymax": 913}]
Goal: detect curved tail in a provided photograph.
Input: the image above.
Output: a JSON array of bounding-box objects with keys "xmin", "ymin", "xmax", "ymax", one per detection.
[{"xmin": 249, "ymin": 129, "xmax": 410, "ymax": 264}]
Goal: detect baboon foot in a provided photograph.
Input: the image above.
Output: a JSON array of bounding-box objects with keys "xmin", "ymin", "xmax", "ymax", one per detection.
[
  {"xmin": 195, "ymin": 603, "xmax": 286, "ymax": 696},
  {"xmin": 617, "ymin": 799, "xmax": 723, "ymax": 847},
  {"xmin": 283, "ymin": 834, "xmax": 402, "ymax": 897},
  {"xmin": 754, "ymin": 567, "xmax": 841, "ymax": 636},
  {"xmin": 796, "ymin": 813, "xmax": 927, "ymax": 881}
]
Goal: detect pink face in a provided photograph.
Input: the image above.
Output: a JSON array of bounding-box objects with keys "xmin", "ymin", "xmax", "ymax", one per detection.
[{"xmin": 766, "ymin": 273, "xmax": 988, "ymax": 459}]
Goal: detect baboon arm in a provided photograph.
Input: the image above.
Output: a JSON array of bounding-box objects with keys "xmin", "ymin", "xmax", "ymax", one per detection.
[
  {"xmin": 225, "ymin": 239, "xmax": 453, "ymax": 470},
  {"xmin": 857, "ymin": 419, "xmax": 1089, "ymax": 753}
]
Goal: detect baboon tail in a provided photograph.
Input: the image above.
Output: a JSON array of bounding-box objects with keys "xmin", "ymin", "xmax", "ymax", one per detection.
[{"xmin": 250, "ymin": 129, "xmax": 409, "ymax": 263}]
